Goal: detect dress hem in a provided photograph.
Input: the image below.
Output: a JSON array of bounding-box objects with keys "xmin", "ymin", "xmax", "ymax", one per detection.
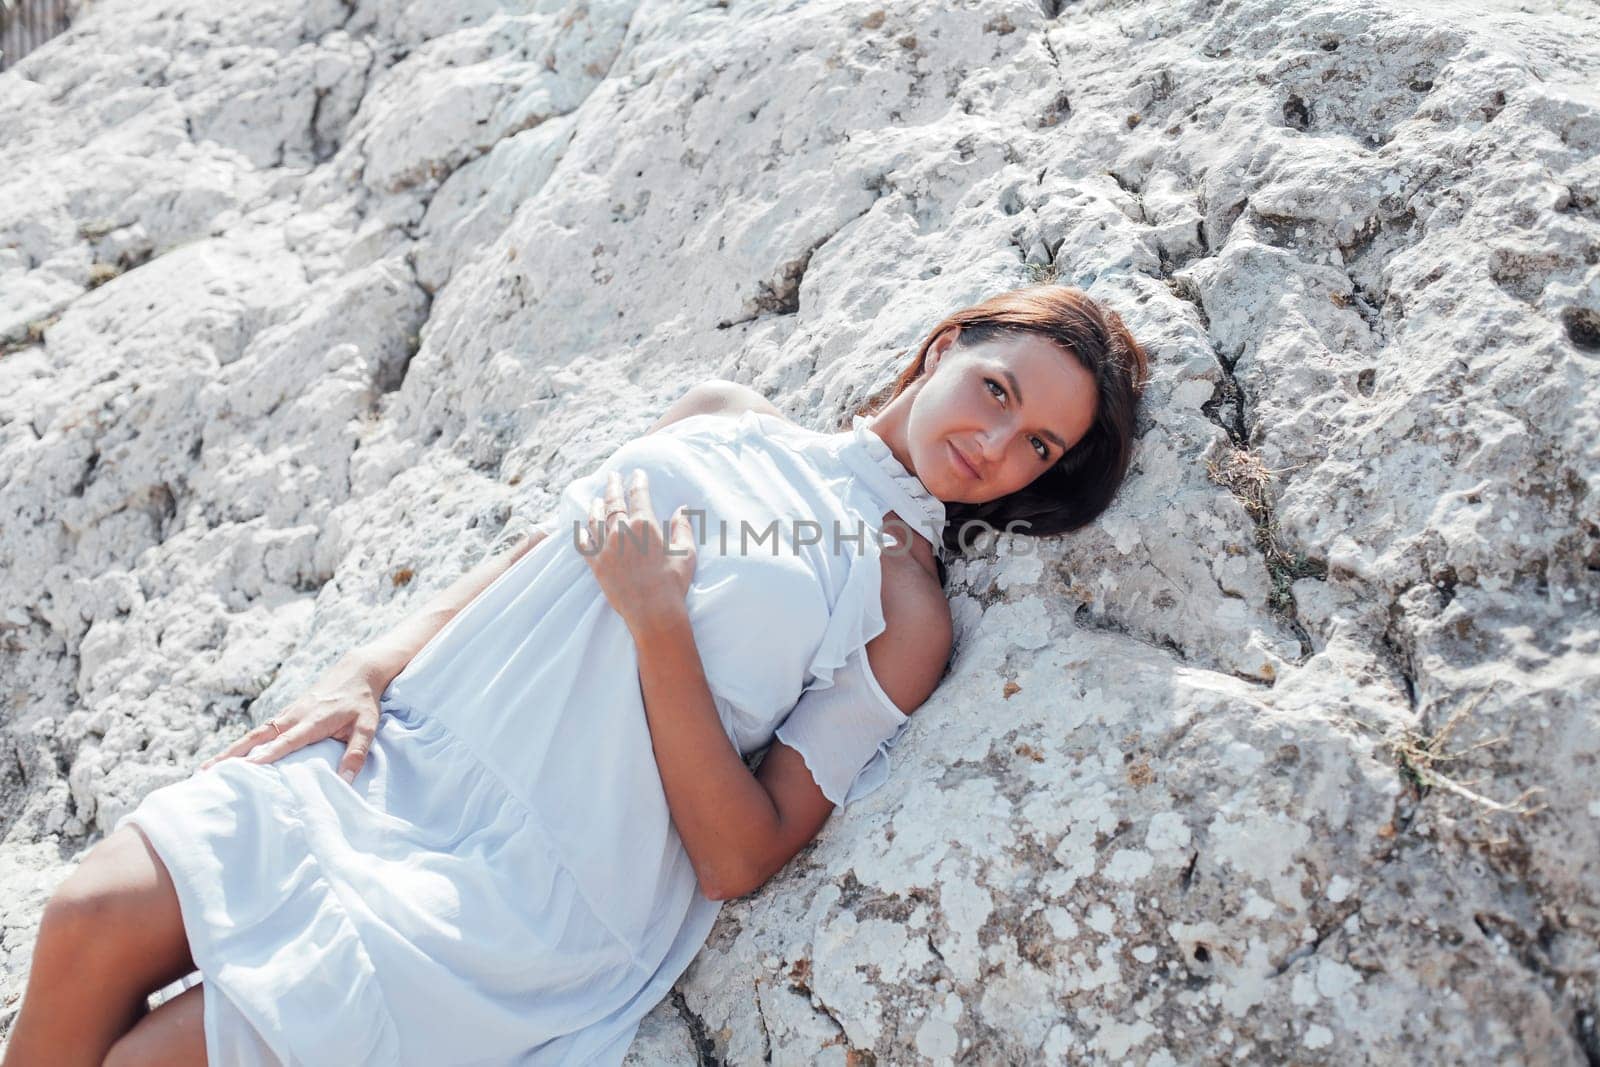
[
  {"xmin": 115, "ymin": 760, "xmax": 403, "ymax": 1067},
  {"xmin": 119, "ymin": 808, "xmax": 288, "ymax": 1066}
]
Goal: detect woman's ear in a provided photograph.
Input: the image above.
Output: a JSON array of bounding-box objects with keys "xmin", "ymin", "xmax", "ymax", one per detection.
[{"xmin": 925, "ymin": 325, "xmax": 960, "ymax": 374}]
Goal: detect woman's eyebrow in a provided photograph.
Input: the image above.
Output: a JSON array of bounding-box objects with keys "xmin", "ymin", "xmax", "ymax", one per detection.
[{"xmin": 1002, "ymin": 365, "xmax": 1069, "ymax": 453}]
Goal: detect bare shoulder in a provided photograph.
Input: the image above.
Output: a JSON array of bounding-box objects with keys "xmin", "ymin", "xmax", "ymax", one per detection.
[
  {"xmin": 647, "ymin": 378, "xmax": 788, "ymax": 434},
  {"xmin": 864, "ymin": 555, "xmax": 953, "ymax": 717}
]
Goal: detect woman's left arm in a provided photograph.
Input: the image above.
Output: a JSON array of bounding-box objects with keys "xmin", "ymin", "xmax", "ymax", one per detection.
[
  {"xmin": 630, "ymin": 607, "xmax": 781, "ymax": 901},
  {"xmin": 577, "ymin": 466, "xmax": 778, "ymax": 901}
]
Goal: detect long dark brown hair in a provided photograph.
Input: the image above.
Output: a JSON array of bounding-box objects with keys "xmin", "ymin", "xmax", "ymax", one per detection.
[{"xmin": 852, "ymin": 284, "xmax": 1150, "ymax": 565}]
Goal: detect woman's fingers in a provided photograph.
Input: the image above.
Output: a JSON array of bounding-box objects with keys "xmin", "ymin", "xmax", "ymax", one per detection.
[
  {"xmin": 199, "ymin": 720, "xmax": 283, "ymax": 769},
  {"xmin": 337, "ymin": 724, "xmax": 375, "ymax": 784},
  {"xmin": 579, "ymin": 467, "xmax": 675, "ymax": 561},
  {"xmin": 623, "ymin": 468, "xmax": 650, "ymax": 516},
  {"xmin": 669, "ymin": 505, "xmax": 695, "ymax": 555},
  {"xmin": 202, "ymin": 715, "xmax": 366, "ymax": 783},
  {"xmin": 604, "ymin": 469, "xmax": 628, "ymax": 533},
  {"xmin": 581, "ymin": 494, "xmax": 605, "ymax": 552},
  {"xmin": 242, "ymin": 720, "xmax": 324, "ymax": 766}
]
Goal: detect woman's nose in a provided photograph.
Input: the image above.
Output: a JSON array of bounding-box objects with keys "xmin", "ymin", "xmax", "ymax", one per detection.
[{"xmin": 976, "ymin": 428, "xmax": 1005, "ymax": 463}]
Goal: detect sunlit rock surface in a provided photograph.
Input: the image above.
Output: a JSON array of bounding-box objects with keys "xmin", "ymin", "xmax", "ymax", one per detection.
[{"xmin": 2, "ymin": 0, "xmax": 1597, "ymax": 1061}]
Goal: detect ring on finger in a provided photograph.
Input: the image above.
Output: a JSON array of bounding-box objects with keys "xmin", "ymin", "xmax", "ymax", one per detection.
[{"xmin": 268, "ymin": 718, "xmax": 283, "ymax": 738}]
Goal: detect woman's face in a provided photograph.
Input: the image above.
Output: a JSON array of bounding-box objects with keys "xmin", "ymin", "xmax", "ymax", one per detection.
[{"xmin": 907, "ymin": 327, "xmax": 1099, "ymax": 505}]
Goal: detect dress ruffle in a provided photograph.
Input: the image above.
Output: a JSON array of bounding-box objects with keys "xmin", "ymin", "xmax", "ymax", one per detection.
[
  {"xmin": 757, "ymin": 410, "xmax": 941, "ymax": 807},
  {"xmin": 783, "ymin": 516, "xmax": 915, "ymax": 807},
  {"xmin": 847, "ymin": 413, "xmax": 947, "ymax": 547},
  {"xmin": 790, "ymin": 409, "xmax": 943, "ymax": 698},
  {"xmin": 773, "ymin": 639, "xmax": 913, "ymax": 808}
]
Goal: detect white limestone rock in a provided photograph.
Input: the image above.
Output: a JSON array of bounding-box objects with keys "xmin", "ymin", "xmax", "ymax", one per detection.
[{"xmin": 2, "ymin": 0, "xmax": 1596, "ymax": 1061}]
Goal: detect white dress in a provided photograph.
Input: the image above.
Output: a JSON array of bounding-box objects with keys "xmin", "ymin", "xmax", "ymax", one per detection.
[{"xmin": 113, "ymin": 409, "xmax": 948, "ymax": 1066}]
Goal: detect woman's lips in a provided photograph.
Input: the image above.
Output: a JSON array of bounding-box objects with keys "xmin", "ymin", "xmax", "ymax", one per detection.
[{"xmin": 950, "ymin": 441, "xmax": 978, "ymax": 480}]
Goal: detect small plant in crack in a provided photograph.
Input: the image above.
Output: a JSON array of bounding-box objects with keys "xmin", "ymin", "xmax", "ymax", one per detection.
[
  {"xmin": 1023, "ymin": 259, "xmax": 1061, "ymax": 285},
  {"xmin": 87, "ymin": 262, "xmax": 122, "ymax": 289},
  {"xmin": 1, "ymin": 314, "xmax": 60, "ymax": 356},
  {"xmin": 1382, "ymin": 690, "xmax": 1546, "ymax": 819},
  {"xmin": 1205, "ymin": 445, "xmax": 1327, "ymax": 614}
]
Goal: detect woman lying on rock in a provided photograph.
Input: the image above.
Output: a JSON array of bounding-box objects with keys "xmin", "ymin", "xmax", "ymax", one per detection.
[{"xmin": 4, "ymin": 284, "xmax": 1147, "ymax": 1066}]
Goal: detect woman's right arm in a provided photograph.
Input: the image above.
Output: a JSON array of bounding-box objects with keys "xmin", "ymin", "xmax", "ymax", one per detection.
[{"xmin": 200, "ymin": 525, "xmax": 552, "ymax": 780}]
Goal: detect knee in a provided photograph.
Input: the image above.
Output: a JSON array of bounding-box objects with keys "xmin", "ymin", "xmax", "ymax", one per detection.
[
  {"xmin": 39, "ymin": 857, "xmax": 140, "ymax": 958},
  {"xmin": 38, "ymin": 886, "xmax": 118, "ymax": 960}
]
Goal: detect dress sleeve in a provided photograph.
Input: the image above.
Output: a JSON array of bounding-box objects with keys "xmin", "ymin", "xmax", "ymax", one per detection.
[{"xmin": 772, "ymin": 642, "xmax": 913, "ymax": 809}]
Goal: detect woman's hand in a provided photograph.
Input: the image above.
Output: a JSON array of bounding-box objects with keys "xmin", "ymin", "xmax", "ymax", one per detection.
[
  {"xmin": 578, "ymin": 468, "xmax": 697, "ymax": 632},
  {"xmin": 198, "ymin": 654, "xmax": 385, "ymax": 784}
]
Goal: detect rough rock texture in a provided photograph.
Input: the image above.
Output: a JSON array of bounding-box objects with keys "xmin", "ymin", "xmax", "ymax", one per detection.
[{"xmin": 2, "ymin": 0, "xmax": 1598, "ymax": 1062}]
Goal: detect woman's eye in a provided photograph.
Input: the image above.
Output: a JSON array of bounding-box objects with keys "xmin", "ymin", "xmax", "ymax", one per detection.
[{"xmin": 987, "ymin": 378, "xmax": 1048, "ymax": 460}]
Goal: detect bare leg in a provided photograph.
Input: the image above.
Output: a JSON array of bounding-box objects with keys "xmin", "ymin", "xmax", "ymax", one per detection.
[
  {"xmin": 103, "ymin": 982, "xmax": 206, "ymax": 1067},
  {"xmin": 1, "ymin": 824, "xmax": 197, "ymax": 1067}
]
